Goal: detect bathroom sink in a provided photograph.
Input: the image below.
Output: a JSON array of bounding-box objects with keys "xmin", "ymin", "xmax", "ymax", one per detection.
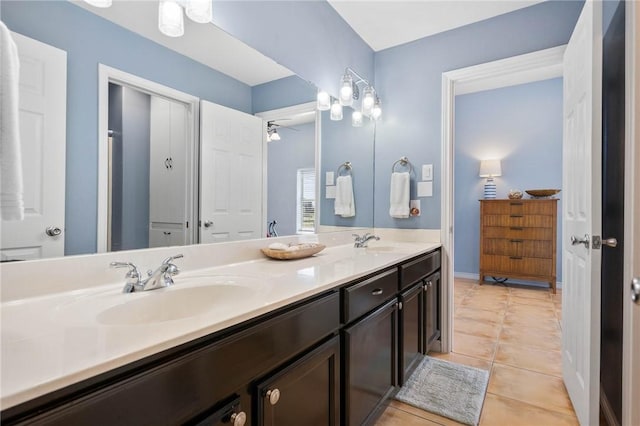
[{"xmin": 96, "ymin": 284, "xmax": 253, "ymax": 325}]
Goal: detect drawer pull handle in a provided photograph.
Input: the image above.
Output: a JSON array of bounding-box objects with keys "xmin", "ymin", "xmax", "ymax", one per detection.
[
  {"xmin": 371, "ymin": 288, "xmax": 383, "ymax": 296},
  {"xmin": 510, "ymin": 215, "xmax": 524, "ymax": 218},
  {"xmin": 510, "ymin": 256, "xmax": 523, "ymax": 260},
  {"xmin": 510, "ymin": 239, "xmax": 524, "ymax": 243},
  {"xmin": 510, "ymin": 202, "xmax": 523, "ymax": 206},
  {"xmin": 510, "ymin": 227, "xmax": 524, "ymax": 231}
]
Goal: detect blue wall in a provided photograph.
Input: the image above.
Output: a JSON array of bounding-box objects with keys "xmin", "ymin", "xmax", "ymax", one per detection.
[
  {"xmin": 320, "ymin": 109, "xmax": 375, "ymax": 228},
  {"xmin": 267, "ymin": 123, "xmax": 315, "ymax": 236},
  {"xmin": 252, "ymin": 75, "xmax": 316, "ymax": 114},
  {"xmin": 1, "ymin": 0, "xmax": 252, "ymax": 255},
  {"xmin": 373, "ymin": 1, "xmax": 583, "ymax": 230},
  {"xmin": 212, "ymin": 0, "xmax": 374, "ymax": 99},
  {"xmin": 454, "ymin": 78, "xmax": 563, "ymax": 281}
]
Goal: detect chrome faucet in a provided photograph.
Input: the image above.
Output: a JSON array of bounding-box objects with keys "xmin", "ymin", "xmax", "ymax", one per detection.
[
  {"xmin": 353, "ymin": 233, "xmax": 380, "ymax": 248},
  {"xmin": 111, "ymin": 254, "xmax": 183, "ymax": 293}
]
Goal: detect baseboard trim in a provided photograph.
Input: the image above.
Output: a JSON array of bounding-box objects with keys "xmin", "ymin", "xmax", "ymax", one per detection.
[{"xmin": 454, "ymin": 271, "xmax": 563, "ymax": 289}]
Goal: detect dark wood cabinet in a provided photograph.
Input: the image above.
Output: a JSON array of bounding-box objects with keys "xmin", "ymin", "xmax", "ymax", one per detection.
[
  {"xmin": 398, "ymin": 282, "xmax": 423, "ymax": 386},
  {"xmin": 255, "ymin": 336, "xmax": 340, "ymax": 426},
  {"xmin": 343, "ymin": 299, "xmax": 398, "ymax": 426},
  {"xmin": 423, "ymin": 271, "xmax": 441, "ymax": 353}
]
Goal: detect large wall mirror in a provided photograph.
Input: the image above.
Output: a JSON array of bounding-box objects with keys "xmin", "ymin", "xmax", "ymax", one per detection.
[{"xmin": 0, "ymin": 0, "xmax": 375, "ymax": 261}]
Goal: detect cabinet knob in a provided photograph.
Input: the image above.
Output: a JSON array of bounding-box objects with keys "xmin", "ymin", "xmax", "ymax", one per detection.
[
  {"xmin": 426, "ymin": 281, "xmax": 432, "ymax": 288},
  {"xmin": 265, "ymin": 388, "xmax": 280, "ymax": 405},
  {"xmin": 230, "ymin": 411, "xmax": 246, "ymax": 426}
]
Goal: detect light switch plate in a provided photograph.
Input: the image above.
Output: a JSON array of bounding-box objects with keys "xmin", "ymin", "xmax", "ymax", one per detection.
[
  {"xmin": 417, "ymin": 181, "xmax": 433, "ymax": 197},
  {"xmin": 326, "ymin": 185, "xmax": 336, "ymax": 199},
  {"xmin": 422, "ymin": 164, "xmax": 433, "ymax": 181},
  {"xmin": 326, "ymin": 171, "xmax": 335, "ymax": 186}
]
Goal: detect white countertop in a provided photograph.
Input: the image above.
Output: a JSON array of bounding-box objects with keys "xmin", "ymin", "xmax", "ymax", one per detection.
[{"xmin": 0, "ymin": 239, "xmax": 439, "ymax": 411}]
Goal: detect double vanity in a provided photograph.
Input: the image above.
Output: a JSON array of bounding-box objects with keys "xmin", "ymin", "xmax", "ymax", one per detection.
[{"xmin": 1, "ymin": 234, "xmax": 441, "ymax": 425}]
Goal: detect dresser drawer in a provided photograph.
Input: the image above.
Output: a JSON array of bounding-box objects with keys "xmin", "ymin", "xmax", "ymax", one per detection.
[
  {"xmin": 482, "ymin": 214, "xmax": 554, "ymax": 228},
  {"xmin": 342, "ymin": 268, "xmax": 398, "ymax": 324},
  {"xmin": 482, "ymin": 255, "xmax": 553, "ymax": 277},
  {"xmin": 399, "ymin": 250, "xmax": 440, "ymax": 289},
  {"xmin": 483, "ymin": 226, "xmax": 553, "ymax": 241},
  {"xmin": 483, "ymin": 238, "xmax": 554, "ymax": 259},
  {"xmin": 481, "ymin": 200, "xmax": 557, "ymax": 216}
]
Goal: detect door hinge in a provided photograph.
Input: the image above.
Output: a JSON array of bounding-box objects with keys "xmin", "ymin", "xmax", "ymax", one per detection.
[{"xmin": 186, "ymin": 221, "xmax": 189, "ymax": 229}]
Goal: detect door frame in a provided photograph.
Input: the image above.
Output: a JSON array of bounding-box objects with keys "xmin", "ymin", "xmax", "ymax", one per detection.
[
  {"xmin": 255, "ymin": 101, "xmax": 320, "ymax": 235},
  {"xmin": 440, "ymin": 45, "xmax": 566, "ymax": 353},
  {"xmin": 96, "ymin": 65, "xmax": 200, "ymax": 253},
  {"xmin": 623, "ymin": 1, "xmax": 639, "ymax": 424}
]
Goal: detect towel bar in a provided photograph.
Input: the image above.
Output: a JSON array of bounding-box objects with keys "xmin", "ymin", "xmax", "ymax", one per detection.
[
  {"xmin": 337, "ymin": 161, "xmax": 353, "ymax": 176},
  {"xmin": 391, "ymin": 156, "xmax": 413, "ymax": 174}
]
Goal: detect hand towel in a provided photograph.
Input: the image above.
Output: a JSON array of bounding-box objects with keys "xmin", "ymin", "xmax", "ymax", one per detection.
[
  {"xmin": 389, "ymin": 172, "xmax": 410, "ymax": 218},
  {"xmin": 334, "ymin": 175, "xmax": 355, "ymax": 218},
  {"xmin": 0, "ymin": 22, "xmax": 24, "ymax": 220}
]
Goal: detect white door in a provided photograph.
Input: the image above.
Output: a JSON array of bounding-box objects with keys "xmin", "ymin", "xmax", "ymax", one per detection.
[
  {"xmin": 1, "ymin": 32, "xmax": 66, "ymax": 260},
  {"xmin": 199, "ymin": 101, "xmax": 263, "ymax": 243},
  {"xmin": 149, "ymin": 96, "xmax": 188, "ymax": 247},
  {"xmin": 562, "ymin": 1, "xmax": 602, "ymax": 424}
]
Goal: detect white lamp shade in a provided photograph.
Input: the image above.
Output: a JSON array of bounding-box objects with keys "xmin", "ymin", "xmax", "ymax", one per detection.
[
  {"xmin": 317, "ymin": 91, "xmax": 331, "ymax": 111},
  {"xmin": 83, "ymin": 0, "xmax": 112, "ymax": 7},
  {"xmin": 361, "ymin": 86, "xmax": 375, "ymax": 116},
  {"xmin": 371, "ymin": 99, "xmax": 382, "ymax": 120},
  {"xmin": 269, "ymin": 130, "xmax": 281, "ymax": 141},
  {"xmin": 159, "ymin": 0, "xmax": 184, "ymax": 37},
  {"xmin": 479, "ymin": 159, "xmax": 502, "ymax": 177},
  {"xmin": 352, "ymin": 110, "xmax": 363, "ymax": 127},
  {"xmin": 185, "ymin": 0, "xmax": 213, "ymax": 23},
  {"xmin": 339, "ymin": 74, "xmax": 353, "ymax": 106},
  {"xmin": 330, "ymin": 99, "xmax": 343, "ymax": 121}
]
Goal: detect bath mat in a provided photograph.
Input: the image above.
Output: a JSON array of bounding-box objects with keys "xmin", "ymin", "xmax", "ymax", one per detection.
[{"xmin": 394, "ymin": 356, "xmax": 489, "ymax": 426}]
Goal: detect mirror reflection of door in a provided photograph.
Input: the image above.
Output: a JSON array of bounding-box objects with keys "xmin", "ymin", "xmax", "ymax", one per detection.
[{"xmin": 107, "ymin": 83, "xmax": 189, "ymax": 251}]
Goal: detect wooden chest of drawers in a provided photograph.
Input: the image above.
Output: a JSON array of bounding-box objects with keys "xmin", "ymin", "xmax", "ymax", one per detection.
[{"xmin": 479, "ymin": 199, "xmax": 558, "ymax": 293}]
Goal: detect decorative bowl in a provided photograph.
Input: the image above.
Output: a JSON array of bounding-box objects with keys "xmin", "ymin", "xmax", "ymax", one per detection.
[
  {"xmin": 261, "ymin": 243, "xmax": 326, "ymax": 260},
  {"xmin": 508, "ymin": 189, "xmax": 523, "ymax": 199},
  {"xmin": 525, "ymin": 189, "xmax": 561, "ymax": 198}
]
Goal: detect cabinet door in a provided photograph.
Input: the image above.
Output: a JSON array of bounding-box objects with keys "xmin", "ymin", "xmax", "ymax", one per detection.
[
  {"xmin": 399, "ymin": 283, "xmax": 423, "ymax": 386},
  {"xmin": 423, "ymin": 271, "xmax": 441, "ymax": 353},
  {"xmin": 343, "ymin": 299, "xmax": 398, "ymax": 426},
  {"xmin": 255, "ymin": 336, "xmax": 340, "ymax": 426},
  {"xmin": 148, "ymin": 225, "xmax": 185, "ymax": 248}
]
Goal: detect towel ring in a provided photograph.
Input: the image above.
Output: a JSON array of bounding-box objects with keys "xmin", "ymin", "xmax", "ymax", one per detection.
[
  {"xmin": 337, "ymin": 161, "xmax": 353, "ymax": 176},
  {"xmin": 391, "ymin": 156, "xmax": 413, "ymax": 174}
]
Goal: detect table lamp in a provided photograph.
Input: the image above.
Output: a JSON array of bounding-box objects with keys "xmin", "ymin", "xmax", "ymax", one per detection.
[{"xmin": 479, "ymin": 159, "xmax": 502, "ymax": 199}]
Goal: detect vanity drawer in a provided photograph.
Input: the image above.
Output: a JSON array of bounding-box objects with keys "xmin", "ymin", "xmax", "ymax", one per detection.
[
  {"xmin": 399, "ymin": 250, "xmax": 441, "ymax": 289},
  {"xmin": 342, "ymin": 269, "xmax": 398, "ymax": 324}
]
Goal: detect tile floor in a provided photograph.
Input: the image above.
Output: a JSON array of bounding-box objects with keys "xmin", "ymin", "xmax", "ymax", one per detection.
[{"xmin": 375, "ymin": 278, "xmax": 578, "ymax": 426}]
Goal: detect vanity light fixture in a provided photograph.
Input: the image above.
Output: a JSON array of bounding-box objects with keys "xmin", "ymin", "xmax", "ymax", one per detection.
[
  {"xmin": 361, "ymin": 86, "xmax": 375, "ymax": 117},
  {"xmin": 159, "ymin": 0, "xmax": 185, "ymax": 38},
  {"xmin": 83, "ymin": 0, "xmax": 112, "ymax": 8},
  {"xmin": 266, "ymin": 121, "xmax": 281, "ymax": 142},
  {"xmin": 339, "ymin": 72, "xmax": 354, "ymax": 107},
  {"xmin": 352, "ymin": 110, "xmax": 363, "ymax": 127},
  {"xmin": 371, "ymin": 98, "xmax": 382, "ymax": 120},
  {"xmin": 330, "ymin": 98, "xmax": 343, "ymax": 121},
  {"xmin": 185, "ymin": 0, "xmax": 213, "ymax": 23},
  {"xmin": 317, "ymin": 90, "xmax": 331, "ymax": 111}
]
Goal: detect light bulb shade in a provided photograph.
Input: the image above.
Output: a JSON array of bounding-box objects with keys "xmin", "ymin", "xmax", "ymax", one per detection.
[
  {"xmin": 185, "ymin": 0, "xmax": 212, "ymax": 23},
  {"xmin": 317, "ymin": 90, "xmax": 331, "ymax": 111},
  {"xmin": 371, "ymin": 98, "xmax": 382, "ymax": 120},
  {"xmin": 159, "ymin": 0, "xmax": 184, "ymax": 38},
  {"xmin": 330, "ymin": 99, "xmax": 343, "ymax": 121},
  {"xmin": 479, "ymin": 159, "xmax": 502, "ymax": 177},
  {"xmin": 352, "ymin": 110, "xmax": 363, "ymax": 127},
  {"xmin": 339, "ymin": 73, "xmax": 354, "ymax": 106},
  {"xmin": 270, "ymin": 129, "xmax": 281, "ymax": 141},
  {"xmin": 83, "ymin": 0, "xmax": 112, "ymax": 7},
  {"xmin": 361, "ymin": 86, "xmax": 375, "ymax": 116}
]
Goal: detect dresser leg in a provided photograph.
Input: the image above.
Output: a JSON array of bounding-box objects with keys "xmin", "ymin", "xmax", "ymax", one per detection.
[{"xmin": 550, "ymin": 280, "xmax": 556, "ymax": 294}]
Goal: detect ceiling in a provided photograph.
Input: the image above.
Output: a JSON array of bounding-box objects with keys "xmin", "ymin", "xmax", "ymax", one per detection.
[{"xmin": 327, "ymin": 0, "xmax": 547, "ymax": 52}]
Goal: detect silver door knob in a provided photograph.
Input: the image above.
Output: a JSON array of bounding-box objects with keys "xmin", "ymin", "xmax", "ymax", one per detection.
[
  {"xmin": 203, "ymin": 220, "xmax": 213, "ymax": 228},
  {"xmin": 632, "ymin": 277, "xmax": 640, "ymax": 303},
  {"xmin": 602, "ymin": 237, "xmax": 618, "ymax": 248},
  {"xmin": 45, "ymin": 226, "xmax": 62, "ymax": 237},
  {"xmin": 230, "ymin": 411, "xmax": 246, "ymax": 426},
  {"xmin": 265, "ymin": 388, "xmax": 280, "ymax": 405},
  {"xmin": 571, "ymin": 234, "xmax": 590, "ymax": 249}
]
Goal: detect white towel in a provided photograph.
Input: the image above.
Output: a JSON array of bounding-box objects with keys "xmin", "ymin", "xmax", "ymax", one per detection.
[
  {"xmin": 334, "ymin": 175, "xmax": 355, "ymax": 218},
  {"xmin": 389, "ymin": 172, "xmax": 410, "ymax": 218},
  {"xmin": 0, "ymin": 22, "xmax": 24, "ymax": 221}
]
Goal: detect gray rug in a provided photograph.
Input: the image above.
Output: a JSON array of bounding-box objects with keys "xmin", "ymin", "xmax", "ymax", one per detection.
[{"xmin": 394, "ymin": 356, "xmax": 489, "ymax": 426}]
